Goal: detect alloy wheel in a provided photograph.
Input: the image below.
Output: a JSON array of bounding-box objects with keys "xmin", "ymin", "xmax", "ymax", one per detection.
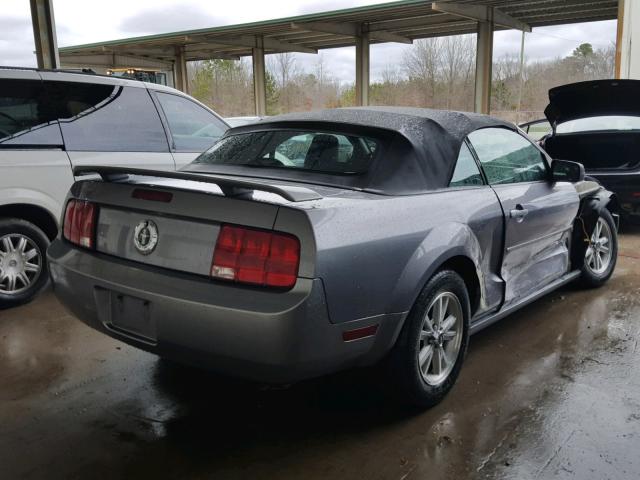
[
  {"xmin": 585, "ymin": 217, "xmax": 613, "ymax": 276},
  {"xmin": 0, "ymin": 234, "xmax": 42, "ymax": 295},
  {"xmin": 417, "ymin": 291, "xmax": 464, "ymax": 386}
]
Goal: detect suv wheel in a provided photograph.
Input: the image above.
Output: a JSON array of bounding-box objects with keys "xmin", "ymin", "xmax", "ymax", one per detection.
[
  {"xmin": 387, "ymin": 270, "xmax": 470, "ymax": 408},
  {"xmin": 0, "ymin": 219, "xmax": 50, "ymax": 309}
]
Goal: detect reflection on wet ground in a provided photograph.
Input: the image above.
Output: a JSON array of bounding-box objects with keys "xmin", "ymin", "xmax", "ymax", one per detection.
[{"xmin": 2, "ymin": 230, "xmax": 640, "ymax": 479}]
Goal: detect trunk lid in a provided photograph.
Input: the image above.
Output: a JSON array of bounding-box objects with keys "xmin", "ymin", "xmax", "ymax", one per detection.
[
  {"xmin": 96, "ymin": 207, "xmax": 222, "ymax": 276},
  {"xmin": 544, "ymin": 80, "xmax": 640, "ymax": 126},
  {"xmin": 71, "ymin": 166, "xmax": 320, "ymax": 280}
]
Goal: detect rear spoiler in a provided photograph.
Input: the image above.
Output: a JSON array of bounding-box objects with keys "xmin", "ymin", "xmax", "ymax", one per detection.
[{"xmin": 73, "ymin": 166, "xmax": 322, "ymax": 203}]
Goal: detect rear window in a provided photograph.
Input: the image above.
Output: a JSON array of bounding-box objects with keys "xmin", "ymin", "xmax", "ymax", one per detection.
[{"xmin": 193, "ymin": 130, "xmax": 379, "ymax": 174}]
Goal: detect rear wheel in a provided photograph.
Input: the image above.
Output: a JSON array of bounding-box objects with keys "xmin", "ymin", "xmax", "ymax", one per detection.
[
  {"xmin": 0, "ymin": 219, "xmax": 50, "ymax": 309},
  {"xmin": 387, "ymin": 270, "xmax": 470, "ymax": 408},
  {"xmin": 579, "ymin": 209, "xmax": 617, "ymax": 288}
]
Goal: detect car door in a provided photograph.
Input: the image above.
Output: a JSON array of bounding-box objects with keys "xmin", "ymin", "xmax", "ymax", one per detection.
[
  {"xmin": 40, "ymin": 74, "xmax": 175, "ymax": 174},
  {"xmin": 152, "ymin": 91, "xmax": 228, "ymax": 169},
  {"xmin": 467, "ymin": 127, "xmax": 579, "ymax": 305}
]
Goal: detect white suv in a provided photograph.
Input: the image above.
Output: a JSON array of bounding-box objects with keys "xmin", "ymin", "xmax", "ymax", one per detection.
[{"xmin": 0, "ymin": 67, "xmax": 228, "ymax": 307}]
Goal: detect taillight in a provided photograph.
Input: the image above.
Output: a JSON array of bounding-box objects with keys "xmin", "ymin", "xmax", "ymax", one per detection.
[
  {"xmin": 63, "ymin": 199, "xmax": 97, "ymax": 249},
  {"xmin": 211, "ymin": 225, "xmax": 300, "ymax": 289}
]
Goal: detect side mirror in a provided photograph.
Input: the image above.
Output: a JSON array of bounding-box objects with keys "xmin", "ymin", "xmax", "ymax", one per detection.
[{"xmin": 552, "ymin": 159, "xmax": 585, "ymax": 183}]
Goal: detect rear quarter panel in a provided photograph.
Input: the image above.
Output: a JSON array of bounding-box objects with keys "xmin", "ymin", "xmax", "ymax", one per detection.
[{"xmin": 306, "ymin": 187, "xmax": 504, "ymax": 324}]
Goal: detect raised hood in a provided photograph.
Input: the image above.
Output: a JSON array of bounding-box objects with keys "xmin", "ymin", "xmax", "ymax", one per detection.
[{"xmin": 544, "ymin": 80, "xmax": 640, "ymax": 126}]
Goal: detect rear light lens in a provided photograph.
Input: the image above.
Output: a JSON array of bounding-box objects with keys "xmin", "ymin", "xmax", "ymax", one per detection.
[
  {"xmin": 132, "ymin": 188, "xmax": 173, "ymax": 203},
  {"xmin": 211, "ymin": 225, "xmax": 300, "ymax": 289},
  {"xmin": 63, "ymin": 199, "xmax": 97, "ymax": 249}
]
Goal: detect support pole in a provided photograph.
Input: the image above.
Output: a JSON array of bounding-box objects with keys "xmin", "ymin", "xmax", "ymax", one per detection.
[
  {"xmin": 516, "ymin": 31, "xmax": 526, "ymax": 124},
  {"xmin": 30, "ymin": 0, "xmax": 60, "ymax": 69},
  {"xmin": 355, "ymin": 31, "xmax": 370, "ymax": 106},
  {"xmin": 615, "ymin": 0, "xmax": 626, "ymax": 79},
  {"xmin": 617, "ymin": 0, "xmax": 640, "ymax": 79},
  {"xmin": 174, "ymin": 47, "xmax": 188, "ymax": 93},
  {"xmin": 252, "ymin": 36, "xmax": 267, "ymax": 116},
  {"xmin": 474, "ymin": 10, "xmax": 494, "ymax": 114}
]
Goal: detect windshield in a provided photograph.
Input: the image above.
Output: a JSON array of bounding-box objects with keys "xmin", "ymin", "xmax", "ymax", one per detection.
[
  {"xmin": 557, "ymin": 116, "xmax": 640, "ymax": 134},
  {"xmin": 193, "ymin": 130, "xmax": 379, "ymax": 174}
]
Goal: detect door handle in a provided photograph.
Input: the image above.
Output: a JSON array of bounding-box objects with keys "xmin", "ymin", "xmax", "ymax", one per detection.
[{"xmin": 510, "ymin": 205, "xmax": 529, "ymax": 222}]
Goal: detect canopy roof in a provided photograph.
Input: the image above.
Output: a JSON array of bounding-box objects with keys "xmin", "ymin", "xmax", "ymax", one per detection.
[{"xmin": 59, "ymin": 0, "xmax": 619, "ymax": 62}]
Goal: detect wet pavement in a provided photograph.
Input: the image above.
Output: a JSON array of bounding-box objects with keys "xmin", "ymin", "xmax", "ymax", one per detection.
[{"xmin": 2, "ymin": 230, "xmax": 640, "ymax": 480}]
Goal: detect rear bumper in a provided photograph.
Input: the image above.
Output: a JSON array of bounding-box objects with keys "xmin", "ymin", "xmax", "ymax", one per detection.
[{"xmin": 47, "ymin": 240, "xmax": 404, "ymax": 383}]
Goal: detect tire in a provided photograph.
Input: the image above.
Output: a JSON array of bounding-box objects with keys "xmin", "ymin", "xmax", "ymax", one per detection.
[
  {"xmin": 579, "ymin": 208, "xmax": 618, "ymax": 289},
  {"xmin": 0, "ymin": 218, "xmax": 51, "ymax": 309},
  {"xmin": 386, "ymin": 270, "xmax": 470, "ymax": 408}
]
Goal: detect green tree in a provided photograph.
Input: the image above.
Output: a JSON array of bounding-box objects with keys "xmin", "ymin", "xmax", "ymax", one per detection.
[
  {"xmin": 265, "ymin": 70, "xmax": 279, "ymax": 115},
  {"xmin": 339, "ymin": 84, "xmax": 355, "ymax": 107},
  {"xmin": 568, "ymin": 43, "xmax": 596, "ymax": 78},
  {"xmin": 572, "ymin": 43, "xmax": 594, "ymax": 58}
]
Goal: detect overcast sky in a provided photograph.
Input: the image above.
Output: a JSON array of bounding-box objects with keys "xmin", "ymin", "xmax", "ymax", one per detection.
[{"xmin": 1, "ymin": 0, "xmax": 617, "ymax": 83}]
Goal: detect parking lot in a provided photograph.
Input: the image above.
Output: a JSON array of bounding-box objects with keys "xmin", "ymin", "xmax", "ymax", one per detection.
[{"xmin": 0, "ymin": 228, "xmax": 638, "ymax": 480}]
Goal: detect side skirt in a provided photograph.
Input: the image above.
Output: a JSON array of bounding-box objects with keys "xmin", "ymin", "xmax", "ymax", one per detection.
[{"xmin": 469, "ymin": 270, "xmax": 581, "ymax": 335}]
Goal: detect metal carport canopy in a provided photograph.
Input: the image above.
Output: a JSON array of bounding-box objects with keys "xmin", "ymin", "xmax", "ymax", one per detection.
[{"xmin": 58, "ymin": 0, "xmax": 619, "ymax": 114}]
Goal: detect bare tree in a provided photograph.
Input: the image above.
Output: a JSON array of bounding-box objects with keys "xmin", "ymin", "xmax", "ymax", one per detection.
[
  {"xmin": 380, "ymin": 65, "xmax": 401, "ymax": 84},
  {"xmin": 440, "ymin": 35, "xmax": 475, "ymax": 109},
  {"xmin": 403, "ymin": 38, "xmax": 441, "ymax": 105},
  {"xmin": 268, "ymin": 52, "xmax": 299, "ymax": 112},
  {"xmin": 270, "ymin": 52, "xmax": 297, "ymax": 89},
  {"xmin": 189, "ymin": 58, "xmax": 254, "ymax": 116},
  {"xmin": 315, "ymin": 53, "xmax": 326, "ymax": 87},
  {"xmin": 589, "ymin": 43, "xmax": 616, "ymax": 79}
]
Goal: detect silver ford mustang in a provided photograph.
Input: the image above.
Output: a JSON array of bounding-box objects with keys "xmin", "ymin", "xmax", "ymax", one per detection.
[{"xmin": 48, "ymin": 107, "xmax": 618, "ymax": 407}]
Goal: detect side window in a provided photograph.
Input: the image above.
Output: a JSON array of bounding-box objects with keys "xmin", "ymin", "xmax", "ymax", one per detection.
[
  {"xmin": 0, "ymin": 79, "xmax": 63, "ymax": 146},
  {"xmin": 155, "ymin": 92, "xmax": 227, "ymax": 152},
  {"xmin": 468, "ymin": 128, "xmax": 548, "ymax": 185},
  {"xmin": 450, "ymin": 142, "xmax": 484, "ymax": 187},
  {"xmin": 525, "ymin": 120, "xmax": 552, "ymax": 140},
  {"xmin": 51, "ymin": 82, "xmax": 169, "ymax": 152}
]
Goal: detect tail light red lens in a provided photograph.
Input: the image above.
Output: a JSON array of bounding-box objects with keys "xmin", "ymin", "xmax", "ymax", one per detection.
[
  {"xmin": 63, "ymin": 199, "xmax": 97, "ymax": 249},
  {"xmin": 132, "ymin": 188, "xmax": 173, "ymax": 203},
  {"xmin": 211, "ymin": 225, "xmax": 300, "ymax": 289}
]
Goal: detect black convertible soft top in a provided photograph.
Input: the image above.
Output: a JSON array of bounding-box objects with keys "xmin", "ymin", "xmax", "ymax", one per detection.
[{"xmin": 185, "ymin": 107, "xmax": 515, "ymax": 195}]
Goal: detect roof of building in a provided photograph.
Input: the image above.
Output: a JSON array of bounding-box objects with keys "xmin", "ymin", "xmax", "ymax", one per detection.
[{"xmin": 59, "ymin": 0, "xmax": 619, "ymax": 62}]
